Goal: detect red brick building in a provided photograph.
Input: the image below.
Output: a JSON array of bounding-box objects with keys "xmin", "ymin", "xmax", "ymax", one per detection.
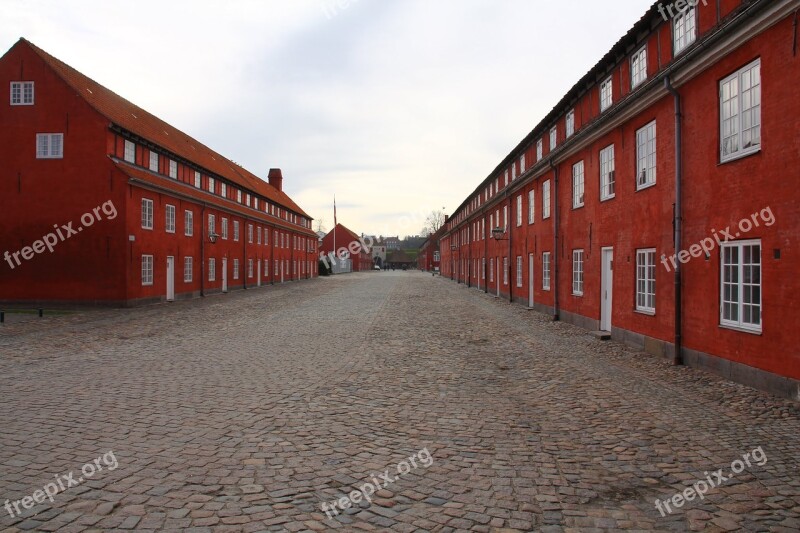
[
  {"xmin": 440, "ymin": 0, "xmax": 799, "ymax": 399},
  {"xmin": 319, "ymin": 223, "xmax": 373, "ymax": 273},
  {"xmin": 0, "ymin": 39, "xmax": 318, "ymax": 306},
  {"xmin": 418, "ymin": 226, "xmax": 444, "ymax": 272}
]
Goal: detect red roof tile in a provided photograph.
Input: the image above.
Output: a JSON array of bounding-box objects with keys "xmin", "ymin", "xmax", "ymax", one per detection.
[{"xmin": 19, "ymin": 38, "xmax": 310, "ymax": 219}]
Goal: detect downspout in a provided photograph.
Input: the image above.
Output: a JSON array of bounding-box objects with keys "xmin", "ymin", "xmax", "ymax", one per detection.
[
  {"xmin": 243, "ymin": 221, "xmax": 247, "ymax": 290},
  {"xmin": 665, "ymin": 76, "xmax": 683, "ymax": 366},
  {"xmin": 484, "ymin": 211, "xmax": 489, "ymax": 294},
  {"xmin": 200, "ymin": 204, "xmax": 206, "ymax": 297},
  {"xmin": 508, "ymin": 195, "xmax": 513, "ymax": 303},
  {"xmin": 270, "ymin": 226, "xmax": 275, "ymax": 285},
  {"xmin": 549, "ymin": 161, "xmax": 560, "ymax": 321}
]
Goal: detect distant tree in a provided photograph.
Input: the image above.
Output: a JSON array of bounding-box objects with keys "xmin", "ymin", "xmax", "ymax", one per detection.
[
  {"xmin": 315, "ymin": 218, "xmax": 327, "ymax": 234},
  {"xmin": 421, "ymin": 209, "xmax": 446, "ymax": 236}
]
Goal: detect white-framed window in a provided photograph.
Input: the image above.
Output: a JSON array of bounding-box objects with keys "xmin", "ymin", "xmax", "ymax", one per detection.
[
  {"xmin": 549, "ymin": 126, "xmax": 557, "ymax": 150},
  {"xmin": 528, "ymin": 190, "xmax": 535, "ymax": 224},
  {"xmin": 184, "ymin": 257, "xmax": 193, "ymax": 283},
  {"xmin": 208, "ymin": 258, "xmax": 216, "ymax": 281},
  {"xmin": 237, "ymin": 190, "xmax": 242, "ymax": 203},
  {"xmin": 233, "ymin": 259, "xmax": 240, "ymax": 280},
  {"xmin": 520, "ymin": 154, "xmax": 526, "ymax": 173},
  {"xmin": 636, "ymin": 121, "xmax": 657, "ymax": 189},
  {"xmin": 221, "ymin": 218, "xmax": 229, "ymax": 240},
  {"xmin": 434, "ymin": 251, "xmax": 440, "ymax": 262},
  {"xmin": 536, "ymin": 138, "xmax": 543, "ymax": 161},
  {"xmin": 246, "ymin": 193, "xmax": 251, "ymax": 207},
  {"xmin": 208, "ymin": 214, "xmax": 216, "ymax": 236},
  {"xmin": 720, "ymin": 59, "xmax": 761, "ymax": 163},
  {"xmin": 503, "ymin": 206, "xmax": 508, "ymax": 230},
  {"xmin": 600, "ymin": 76, "xmax": 613, "ymax": 112},
  {"xmin": 543, "ymin": 252, "xmax": 551, "ymax": 290},
  {"xmin": 36, "ymin": 133, "xmax": 63, "ymax": 159},
  {"xmin": 169, "ymin": 160, "xmax": 177, "ymax": 179},
  {"xmin": 264, "ymin": 227, "xmax": 268, "ymax": 245},
  {"xmin": 149, "ymin": 151, "xmax": 159, "ymax": 172},
  {"xmin": 489, "ymin": 258, "xmax": 494, "ymax": 282},
  {"xmin": 194, "ymin": 171, "xmax": 201, "ymax": 188},
  {"xmin": 543, "ymin": 180, "xmax": 551, "ymax": 219},
  {"xmin": 516, "ymin": 256, "xmax": 523, "ymax": 288},
  {"xmin": 572, "ymin": 160, "xmax": 585, "ymax": 208},
  {"xmin": 124, "ymin": 140, "xmax": 135, "ymax": 163},
  {"xmin": 721, "ymin": 240, "xmax": 761, "ymax": 333},
  {"xmin": 600, "ymin": 144, "xmax": 616, "ymax": 200},
  {"xmin": 208, "ymin": 177, "xmax": 215, "ymax": 194},
  {"xmin": 248, "ymin": 224, "xmax": 253, "ymax": 243},
  {"xmin": 631, "ymin": 45, "xmax": 648, "ymax": 88},
  {"xmin": 504, "ymin": 170, "xmax": 509, "ymax": 187},
  {"xmin": 511, "ymin": 164, "xmax": 516, "ymax": 181},
  {"xmin": 503, "ymin": 257, "xmax": 508, "ymax": 285},
  {"xmin": 636, "ymin": 249, "xmax": 656, "ymax": 313},
  {"xmin": 274, "ymin": 260, "xmax": 279, "ymax": 276},
  {"xmin": 482, "ymin": 257, "xmax": 486, "ymax": 280},
  {"xmin": 165, "ymin": 205, "xmax": 176, "ymax": 233},
  {"xmin": 184, "ymin": 210, "xmax": 193, "ymax": 236},
  {"xmin": 221, "ymin": 183, "xmax": 227, "ymax": 198},
  {"xmin": 572, "ymin": 249, "xmax": 584, "ymax": 296},
  {"xmin": 481, "ymin": 218, "xmax": 485, "ymax": 240},
  {"xmin": 10, "ymin": 81, "xmax": 34, "ymax": 105},
  {"xmin": 248, "ymin": 259, "xmax": 254, "ymax": 278},
  {"xmin": 516, "ymin": 195, "xmax": 523, "ymax": 226},
  {"xmin": 141, "ymin": 255, "xmax": 154, "ymax": 286},
  {"xmin": 257, "ymin": 227, "xmax": 262, "ymax": 245},
  {"xmin": 566, "ymin": 109, "xmax": 575, "ymax": 137},
  {"xmin": 674, "ymin": 5, "xmax": 697, "ymax": 55},
  {"xmin": 141, "ymin": 198, "xmax": 153, "ymax": 230},
  {"xmin": 234, "ymin": 221, "xmax": 240, "ymax": 242}
]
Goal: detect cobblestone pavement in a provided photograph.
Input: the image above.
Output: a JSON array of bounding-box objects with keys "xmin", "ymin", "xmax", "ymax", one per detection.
[{"xmin": 1, "ymin": 272, "xmax": 799, "ymax": 533}]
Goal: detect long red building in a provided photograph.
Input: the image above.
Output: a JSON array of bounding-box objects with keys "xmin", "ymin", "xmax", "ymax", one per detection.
[
  {"xmin": 0, "ymin": 39, "xmax": 318, "ymax": 306},
  {"xmin": 440, "ymin": 0, "xmax": 799, "ymax": 399}
]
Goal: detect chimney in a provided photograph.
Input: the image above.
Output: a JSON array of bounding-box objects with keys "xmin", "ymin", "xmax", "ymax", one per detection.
[{"xmin": 268, "ymin": 168, "xmax": 283, "ymax": 192}]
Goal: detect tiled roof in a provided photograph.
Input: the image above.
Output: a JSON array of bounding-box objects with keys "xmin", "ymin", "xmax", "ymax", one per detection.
[
  {"xmin": 19, "ymin": 38, "xmax": 310, "ymax": 219},
  {"xmin": 113, "ymin": 160, "xmax": 317, "ymax": 237}
]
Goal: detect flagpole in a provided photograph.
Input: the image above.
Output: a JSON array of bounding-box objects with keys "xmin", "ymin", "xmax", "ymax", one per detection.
[{"xmin": 333, "ymin": 195, "xmax": 336, "ymax": 271}]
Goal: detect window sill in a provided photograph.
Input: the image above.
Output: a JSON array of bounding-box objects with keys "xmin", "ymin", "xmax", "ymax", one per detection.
[
  {"xmin": 636, "ymin": 181, "xmax": 656, "ymax": 192},
  {"xmin": 719, "ymin": 323, "xmax": 762, "ymax": 336},
  {"xmin": 635, "ymin": 308, "xmax": 655, "ymax": 316},
  {"xmin": 600, "ymin": 194, "xmax": 615, "ymax": 203},
  {"xmin": 720, "ymin": 146, "xmax": 761, "ymax": 165},
  {"xmin": 573, "ymin": 292, "xmax": 583, "ymax": 297}
]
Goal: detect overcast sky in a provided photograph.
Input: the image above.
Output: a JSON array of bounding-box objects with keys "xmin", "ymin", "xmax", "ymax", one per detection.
[{"xmin": 3, "ymin": 0, "xmax": 651, "ymax": 237}]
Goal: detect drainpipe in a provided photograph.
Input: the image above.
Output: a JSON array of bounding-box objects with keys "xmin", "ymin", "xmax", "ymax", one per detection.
[
  {"xmin": 665, "ymin": 76, "xmax": 683, "ymax": 366},
  {"xmin": 243, "ymin": 221, "xmax": 248, "ymax": 290},
  {"xmin": 508, "ymin": 195, "xmax": 513, "ymax": 303},
  {"xmin": 200, "ymin": 205, "xmax": 206, "ymax": 297},
  {"xmin": 484, "ymin": 211, "xmax": 489, "ymax": 294},
  {"xmin": 549, "ymin": 161, "xmax": 560, "ymax": 321}
]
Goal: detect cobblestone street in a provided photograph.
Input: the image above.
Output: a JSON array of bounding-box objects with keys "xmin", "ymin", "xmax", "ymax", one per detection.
[{"xmin": 1, "ymin": 271, "xmax": 798, "ymax": 532}]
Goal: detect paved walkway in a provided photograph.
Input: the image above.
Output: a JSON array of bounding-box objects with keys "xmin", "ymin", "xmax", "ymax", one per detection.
[{"xmin": 0, "ymin": 272, "xmax": 798, "ymax": 532}]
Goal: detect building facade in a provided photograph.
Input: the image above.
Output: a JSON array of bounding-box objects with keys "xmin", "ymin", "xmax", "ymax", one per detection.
[
  {"xmin": 418, "ymin": 227, "xmax": 444, "ymax": 272},
  {"xmin": 439, "ymin": 0, "xmax": 800, "ymax": 399},
  {"xmin": 319, "ymin": 223, "xmax": 373, "ymax": 273},
  {"xmin": 0, "ymin": 39, "xmax": 318, "ymax": 306}
]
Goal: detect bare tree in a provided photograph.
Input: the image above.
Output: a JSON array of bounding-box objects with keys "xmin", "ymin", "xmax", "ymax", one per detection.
[{"xmin": 420, "ymin": 209, "xmax": 446, "ymax": 236}]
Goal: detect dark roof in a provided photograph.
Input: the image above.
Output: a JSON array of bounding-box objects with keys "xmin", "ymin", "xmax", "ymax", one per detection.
[{"xmin": 16, "ymin": 38, "xmax": 310, "ymax": 219}]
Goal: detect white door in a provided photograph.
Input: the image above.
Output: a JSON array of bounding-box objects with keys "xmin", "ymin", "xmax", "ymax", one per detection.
[
  {"xmin": 222, "ymin": 258, "xmax": 228, "ymax": 293},
  {"xmin": 257, "ymin": 260, "xmax": 262, "ymax": 287},
  {"xmin": 166, "ymin": 256, "xmax": 175, "ymax": 302},
  {"xmin": 528, "ymin": 253, "xmax": 535, "ymax": 308},
  {"xmin": 601, "ymin": 248, "xmax": 613, "ymax": 331}
]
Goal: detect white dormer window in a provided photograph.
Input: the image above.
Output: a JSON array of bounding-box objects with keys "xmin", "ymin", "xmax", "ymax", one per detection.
[
  {"xmin": 566, "ymin": 109, "xmax": 575, "ymax": 137},
  {"xmin": 600, "ymin": 76, "xmax": 613, "ymax": 111},
  {"xmin": 124, "ymin": 140, "xmax": 135, "ymax": 163}
]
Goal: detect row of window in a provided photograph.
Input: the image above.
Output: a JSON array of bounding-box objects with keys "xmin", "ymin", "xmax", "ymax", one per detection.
[
  {"xmin": 141, "ymin": 255, "xmax": 317, "ymax": 284},
  {"xmin": 451, "ymin": 239, "xmax": 762, "ymax": 333},
  {"xmin": 140, "ymin": 199, "xmax": 315, "ymax": 252},
  {"xmin": 122, "ymin": 139, "xmax": 309, "ymax": 229},
  {"xmin": 448, "ymin": 20, "xmax": 760, "ymax": 231}
]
